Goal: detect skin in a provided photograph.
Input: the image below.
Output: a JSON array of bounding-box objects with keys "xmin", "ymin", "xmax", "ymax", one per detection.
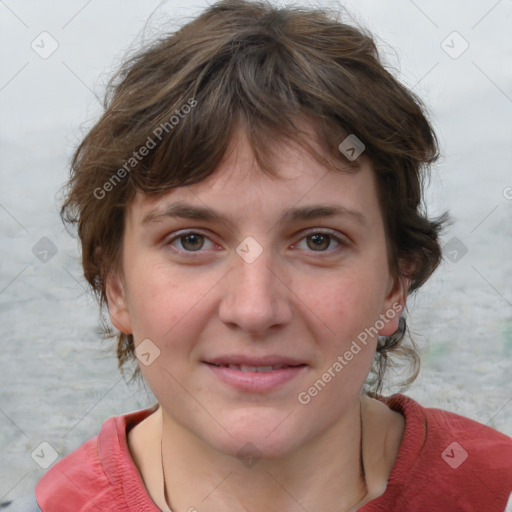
[{"xmin": 106, "ymin": 123, "xmax": 408, "ymax": 512}]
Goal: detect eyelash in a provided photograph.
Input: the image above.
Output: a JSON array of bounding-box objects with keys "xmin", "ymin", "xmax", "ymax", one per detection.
[{"xmin": 164, "ymin": 229, "xmax": 349, "ymax": 256}]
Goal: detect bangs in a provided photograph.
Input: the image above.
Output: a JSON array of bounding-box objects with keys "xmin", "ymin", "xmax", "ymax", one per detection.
[{"xmin": 106, "ymin": 29, "xmax": 366, "ymax": 199}]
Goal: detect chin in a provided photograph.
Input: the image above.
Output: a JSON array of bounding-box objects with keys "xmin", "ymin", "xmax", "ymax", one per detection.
[{"xmin": 205, "ymin": 411, "xmax": 310, "ymax": 461}]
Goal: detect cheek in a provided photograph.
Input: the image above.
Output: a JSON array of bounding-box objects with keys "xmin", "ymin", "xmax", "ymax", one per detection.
[
  {"xmin": 310, "ymin": 277, "xmax": 383, "ymax": 396},
  {"xmin": 123, "ymin": 260, "xmax": 181, "ymax": 338},
  {"xmin": 124, "ymin": 259, "xmax": 218, "ymax": 351},
  {"xmin": 322, "ymin": 270, "xmax": 388, "ymax": 334}
]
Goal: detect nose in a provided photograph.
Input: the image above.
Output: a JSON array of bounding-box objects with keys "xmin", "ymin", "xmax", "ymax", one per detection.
[{"xmin": 218, "ymin": 242, "xmax": 292, "ymax": 337}]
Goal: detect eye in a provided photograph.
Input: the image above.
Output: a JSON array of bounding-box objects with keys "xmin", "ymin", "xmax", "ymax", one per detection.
[
  {"xmin": 165, "ymin": 231, "xmax": 215, "ymax": 253},
  {"xmin": 294, "ymin": 230, "xmax": 347, "ymax": 253},
  {"xmin": 164, "ymin": 229, "xmax": 349, "ymax": 256}
]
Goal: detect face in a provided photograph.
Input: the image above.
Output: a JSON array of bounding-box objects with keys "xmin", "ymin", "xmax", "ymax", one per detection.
[{"xmin": 106, "ymin": 125, "xmax": 407, "ymax": 459}]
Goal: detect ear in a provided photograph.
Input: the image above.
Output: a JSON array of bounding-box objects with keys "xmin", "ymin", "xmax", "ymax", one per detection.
[
  {"xmin": 105, "ymin": 270, "xmax": 133, "ymax": 335},
  {"xmin": 378, "ymin": 273, "xmax": 410, "ymax": 336}
]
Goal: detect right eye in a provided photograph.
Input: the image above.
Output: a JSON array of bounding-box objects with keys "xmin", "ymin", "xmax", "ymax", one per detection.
[{"xmin": 164, "ymin": 230, "xmax": 217, "ymax": 254}]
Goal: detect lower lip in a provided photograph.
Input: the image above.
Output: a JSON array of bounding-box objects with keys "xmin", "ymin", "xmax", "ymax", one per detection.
[{"xmin": 203, "ymin": 363, "xmax": 307, "ymax": 393}]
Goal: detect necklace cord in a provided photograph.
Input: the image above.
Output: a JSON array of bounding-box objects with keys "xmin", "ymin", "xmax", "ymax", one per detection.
[{"xmin": 161, "ymin": 420, "xmax": 172, "ymax": 511}]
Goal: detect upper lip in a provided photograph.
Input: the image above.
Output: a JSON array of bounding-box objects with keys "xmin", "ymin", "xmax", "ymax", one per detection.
[{"xmin": 204, "ymin": 354, "xmax": 307, "ymax": 367}]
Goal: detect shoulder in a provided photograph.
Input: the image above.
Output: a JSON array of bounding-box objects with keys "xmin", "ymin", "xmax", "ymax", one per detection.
[
  {"xmin": 0, "ymin": 494, "xmax": 42, "ymax": 512},
  {"xmin": 413, "ymin": 396, "xmax": 512, "ymax": 470},
  {"xmin": 372, "ymin": 393, "xmax": 512, "ymax": 511},
  {"xmin": 34, "ymin": 430, "xmax": 106, "ymax": 510},
  {"xmin": 382, "ymin": 393, "xmax": 512, "ymax": 459},
  {"xmin": 34, "ymin": 405, "xmax": 160, "ymax": 512}
]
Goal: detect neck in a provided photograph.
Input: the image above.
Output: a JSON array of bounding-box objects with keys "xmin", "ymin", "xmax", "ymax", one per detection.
[{"xmin": 160, "ymin": 397, "xmax": 369, "ymax": 512}]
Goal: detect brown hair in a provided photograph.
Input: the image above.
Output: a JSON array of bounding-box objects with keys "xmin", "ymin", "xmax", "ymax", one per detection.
[{"xmin": 61, "ymin": 0, "xmax": 448, "ymax": 394}]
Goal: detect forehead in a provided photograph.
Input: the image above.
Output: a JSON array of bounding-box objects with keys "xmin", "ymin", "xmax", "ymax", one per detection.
[{"xmin": 127, "ymin": 124, "xmax": 381, "ymax": 229}]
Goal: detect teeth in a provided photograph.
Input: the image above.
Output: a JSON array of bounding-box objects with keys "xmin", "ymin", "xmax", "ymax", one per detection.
[{"xmin": 226, "ymin": 364, "xmax": 287, "ymax": 372}]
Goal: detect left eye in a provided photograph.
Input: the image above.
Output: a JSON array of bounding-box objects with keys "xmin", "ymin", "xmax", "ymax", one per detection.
[
  {"xmin": 165, "ymin": 230, "xmax": 346, "ymax": 254},
  {"xmin": 294, "ymin": 231, "xmax": 344, "ymax": 252}
]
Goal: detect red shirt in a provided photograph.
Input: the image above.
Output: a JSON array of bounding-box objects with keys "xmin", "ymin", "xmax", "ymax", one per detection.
[{"xmin": 35, "ymin": 393, "xmax": 512, "ymax": 511}]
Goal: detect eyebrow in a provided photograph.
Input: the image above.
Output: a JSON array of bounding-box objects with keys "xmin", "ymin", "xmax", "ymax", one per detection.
[{"xmin": 142, "ymin": 201, "xmax": 367, "ymax": 228}]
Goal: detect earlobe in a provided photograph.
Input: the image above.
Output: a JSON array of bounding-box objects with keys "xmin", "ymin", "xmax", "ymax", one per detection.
[
  {"xmin": 378, "ymin": 275, "xmax": 410, "ymax": 336},
  {"xmin": 105, "ymin": 271, "xmax": 133, "ymax": 334}
]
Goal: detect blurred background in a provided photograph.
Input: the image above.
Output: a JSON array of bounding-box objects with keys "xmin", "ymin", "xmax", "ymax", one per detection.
[{"xmin": 1, "ymin": 0, "xmax": 511, "ymax": 501}]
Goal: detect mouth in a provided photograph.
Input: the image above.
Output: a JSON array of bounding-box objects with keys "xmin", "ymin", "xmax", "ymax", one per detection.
[
  {"xmin": 202, "ymin": 358, "xmax": 308, "ymax": 392},
  {"xmin": 205, "ymin": 362, "xmax": 306, "ymax": 372}
]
